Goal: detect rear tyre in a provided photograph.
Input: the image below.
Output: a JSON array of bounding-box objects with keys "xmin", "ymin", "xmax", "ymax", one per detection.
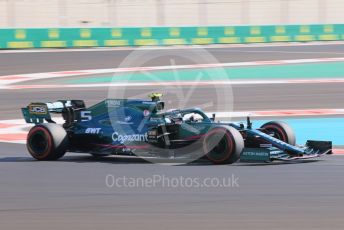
[
  {"xmin": 260, "ymin": 121, "xmax": 296, "ymax": 145},
  {"xmin": 203, "ymin": 126, "xmax": 244, "ymax": 165},
  {"xmin": 27, "ymin": 124, "xmax": 69, "ymax": 161}
]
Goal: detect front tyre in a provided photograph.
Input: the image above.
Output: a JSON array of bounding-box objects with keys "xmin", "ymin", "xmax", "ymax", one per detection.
[
  {"xmin": 203, "ymin": 126, "xmax": 244, "ymax": 165},
  {"xmin": 27, "ymin": 124, "xmax": 69, "ymax": 161},
  {"xmin": 260, "ymin": 121, "xmax": 296, "ymax": 145}
]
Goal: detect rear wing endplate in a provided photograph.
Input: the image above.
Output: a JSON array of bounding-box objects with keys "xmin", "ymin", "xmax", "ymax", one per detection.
[
  {"xmin": 21, "ymin": 100, "xmax": 86, "ymax": 124},
  {"xmin": 21, "ymin": 103, "xmax": 52, "ymax": 124}
]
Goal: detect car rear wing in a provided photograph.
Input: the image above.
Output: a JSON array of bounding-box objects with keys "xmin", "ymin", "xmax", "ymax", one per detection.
[{"xmin": 21, "ymin": 100, "xmax": 85, "ymax": 124}]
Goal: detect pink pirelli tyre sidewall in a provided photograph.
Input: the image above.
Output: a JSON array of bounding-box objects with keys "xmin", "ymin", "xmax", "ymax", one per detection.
[
  {"xmin": 260, "ymin": 121, "xmax": 296, "ymax": 146},
  {"xmin": 27, "ymin": 123, "xmax": 69, "ymax": 161},
  {"xmin": 203, "ymin": 126, "xmax": 244, "ymax": 165}
]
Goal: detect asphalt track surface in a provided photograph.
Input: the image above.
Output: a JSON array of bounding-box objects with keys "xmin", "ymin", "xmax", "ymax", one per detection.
[
  {"xmin": 1, "ymin": 83, "xmax": 343, "ymax": 120},
  {"xmin": 2, "ymin": 44, "xmax": 344, "ymax": 75},
  {"xmin": 1, "ymin": 44, "xmax": 344, "ymax": 230},
  {"xmin": 1, "ymin": 142, "xmax": 344, "ymax": 230}
]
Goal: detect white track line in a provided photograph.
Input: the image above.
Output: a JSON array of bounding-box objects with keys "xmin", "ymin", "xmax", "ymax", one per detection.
[
  {"xmin": 5, "ymin": 78, "xmax": 344, "ymax": 90},
  {"xmin": 1, "ymin": 57, "xmax": 344, "ymax": 88}
]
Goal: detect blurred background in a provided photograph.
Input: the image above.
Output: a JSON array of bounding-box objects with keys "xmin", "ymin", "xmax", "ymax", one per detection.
[{"xmin": 1, "ymin": 0, "xmax": 344, "ymax": 28}]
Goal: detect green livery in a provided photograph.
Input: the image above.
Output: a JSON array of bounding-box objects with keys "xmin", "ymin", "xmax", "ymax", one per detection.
[{"xmin": 21, "ymin": 95, "xmax": 332, "ymax": 164}]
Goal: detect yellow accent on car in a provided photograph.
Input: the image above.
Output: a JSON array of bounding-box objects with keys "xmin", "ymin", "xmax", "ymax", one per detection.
[{"xmin": 149, "ymin": 93, "xmax": 163, "ymax": 101}]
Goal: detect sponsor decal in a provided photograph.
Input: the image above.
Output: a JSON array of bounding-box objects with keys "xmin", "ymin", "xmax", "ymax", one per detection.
[
  {"xmin": 29, "ymin": 104, "xmax": 48, "ymax": 115},
  {"xmin": 117, "ymin": 121, "xmax": 134, "ymax": 125},
  {"xmin": 85, "ymin": 128, "xmax": 101, "ymax": 134},
  {"xmin": 142, "ymin": 101, "xmax": 155, "ymax": 105},
  {"xmin": 241, "ymin": 148, "xmax": 271, "ymax": 162},
  {"xmin": 80, "ymin": 111, "xmax": 92, "ymax": 121},
  {"xmin": 117, "ymin": 116, "xmax": 134, "ymax": 125},
  {"xmin": 143, "ymin": 110, "xmax": 150, "ymax": 117},
  {"xmin": 125, "ymin": 116, "xmax": 132, "ymax": 122},
  {"xmin": 149, "ymin": 117, "xmax": 161, "ymax": 122},
  {"xmin": 106, "ymin": 100, "xmax": 121, "ymax": 107},
  {"xmin": 243, "ymin": 151, "xmax": 269, "ymax": 157},
  {"xmin": 112, "ymin": 132, "xmax": 148, "ymax": 143}
]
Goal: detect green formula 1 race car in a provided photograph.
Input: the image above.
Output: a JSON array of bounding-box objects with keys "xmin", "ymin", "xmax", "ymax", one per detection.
[{"xmin": 21, "ymin": 94, "xmax": 332, "ymax": 164}]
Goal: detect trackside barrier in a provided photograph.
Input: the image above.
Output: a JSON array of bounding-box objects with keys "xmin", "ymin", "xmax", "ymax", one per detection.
[{"xmin": 0, "ymin": 25, "xmax": 343, "ymax": 49}]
